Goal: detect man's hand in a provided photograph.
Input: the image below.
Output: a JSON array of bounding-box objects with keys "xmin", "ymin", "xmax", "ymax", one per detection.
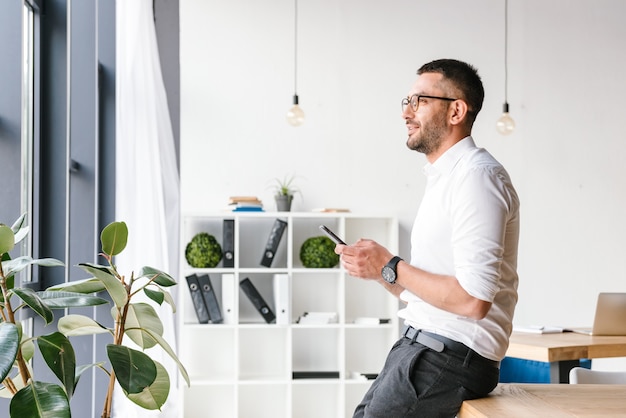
[{"xmin": 335, "ymin": 239, "xmax": 394, "ymax": 281}]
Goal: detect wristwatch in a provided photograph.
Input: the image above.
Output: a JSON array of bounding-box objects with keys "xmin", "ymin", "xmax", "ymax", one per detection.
[{"xmin": 381, "ymin": 256, "xmax": 403, "ymax": 284}]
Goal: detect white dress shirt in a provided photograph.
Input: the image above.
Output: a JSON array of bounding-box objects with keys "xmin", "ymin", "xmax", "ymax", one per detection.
[{"xmin": 399, "ymin": 136, "xmax": 520, "ymax": 361}]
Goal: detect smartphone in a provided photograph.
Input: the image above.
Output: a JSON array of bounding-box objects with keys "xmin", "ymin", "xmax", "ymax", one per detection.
[{"xmin": 319, "ymin": 225, "xmax": 346, "ymax": 245}]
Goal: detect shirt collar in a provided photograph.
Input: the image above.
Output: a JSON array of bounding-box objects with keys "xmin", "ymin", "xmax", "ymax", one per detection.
[{"xmin": 423, "ymin": 136, "xmax": 475, "ymax": 177}]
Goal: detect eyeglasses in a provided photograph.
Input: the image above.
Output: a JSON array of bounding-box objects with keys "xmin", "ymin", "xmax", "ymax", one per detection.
[{"xmin": 401, "ymin": 94, "xmax": 458, "ymax": 113}]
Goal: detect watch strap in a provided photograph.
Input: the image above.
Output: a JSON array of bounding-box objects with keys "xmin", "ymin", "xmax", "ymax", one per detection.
[
  {"xmin": 382, "ymin": 256, "xmax": 403, "ymax": 284},
  {"xmin": 387, "ymin": 256, "xmax": 402, "ymax": 270}
]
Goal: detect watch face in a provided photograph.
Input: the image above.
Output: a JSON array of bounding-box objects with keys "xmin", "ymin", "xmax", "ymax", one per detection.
[{"xmin": 382, "ymin": 266, "xmax": 396, "ymax": 283}]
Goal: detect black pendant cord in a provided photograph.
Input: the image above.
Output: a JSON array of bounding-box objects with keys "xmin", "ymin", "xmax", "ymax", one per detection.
[
  {"xmin": 293, "ymin": 0, "xmax": 298, "ymax": 97},
  {"xmin": 504, "ymin": 0, "xmax": 509, "ymax": 105}
]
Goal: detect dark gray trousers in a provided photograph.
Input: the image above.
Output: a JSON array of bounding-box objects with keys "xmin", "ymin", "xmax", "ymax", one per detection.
[{"xmin": 353, "ymin": 333, "xmax": 500, "ymax": 418}]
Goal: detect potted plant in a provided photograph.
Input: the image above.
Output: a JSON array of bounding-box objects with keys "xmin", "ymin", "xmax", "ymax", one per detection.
[
  {"xmin": 299, "ymin": 236, "xmax": 340, "ymax": 268},
  {"xmin": 0, "ymin": 214, "xmax": 188, "ymax": 418},
  {"xmin": 272, "ymin": 175, "xmax": 300, "ymax": 212}
]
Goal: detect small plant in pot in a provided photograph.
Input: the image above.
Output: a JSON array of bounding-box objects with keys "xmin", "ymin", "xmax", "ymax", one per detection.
[
  {"xmin": 272, "ymin": 175, "xmax": 300, "ymax": 212},
  {"xmin": 0, "ymin": 215, "xmax": 189, "ymax": 418}
]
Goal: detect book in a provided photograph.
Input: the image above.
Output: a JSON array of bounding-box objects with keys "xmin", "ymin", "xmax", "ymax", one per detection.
[
  {"xmin": 228, "ymin": 196, "xmax": 262, "ymax": 205},
  {"xmin": 353, "ymin": 317, "xmax": 391, "ymax": 325},
  {"xmin": 239, "ymin": 277, "xmax": 275, "ymax": 323},
  {"xmin": 348, "ymin": 372, "xmax": 379, "ymax": 380},
  {"xmin": 226, "ymin": 196, "xmax": 264, "ymax": 212},
  {"xmin": 297, "ymin": 311, "xmax": 338, "ymax": 324},
  {"xmin": 311, "ymin": 208, "xmax": 351, "ymax": 213},
  {"xmin": 232, "ymin": 206, "xmax": 264, "ymax": 212},
  {"xmin": 513, "ymin": 325, "xmax": 565, "ymax": 334},
  {"xmin": 197, "ymin": 274, "xmax": 223, "ymax": 324},
  {"xmin": 185, "ymin": 274, "xmax": 209, "ymax": 324},
  {"xmin": 260, "ymin": 219, "xmax": 287, "ymax": 267},
  {"xmin": 292, "ymin": 371, "xmax": 340, "ymax": 379}
]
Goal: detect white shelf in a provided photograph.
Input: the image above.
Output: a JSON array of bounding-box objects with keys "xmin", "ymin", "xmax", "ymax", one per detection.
[{"xmin": 178, "ymin": 212, "xmax": 398, "ymax": 418}]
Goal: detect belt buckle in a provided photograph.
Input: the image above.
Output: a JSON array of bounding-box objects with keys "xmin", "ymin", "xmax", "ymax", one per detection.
[{"xmin": 402, "ymin": 326, "xmax": 414, "ymax": 339}]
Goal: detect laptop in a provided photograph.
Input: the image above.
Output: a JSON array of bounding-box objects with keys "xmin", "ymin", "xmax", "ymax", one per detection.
[{"xmin": 569, "ymin": 293, "xmax": 626, "ymax": 336}]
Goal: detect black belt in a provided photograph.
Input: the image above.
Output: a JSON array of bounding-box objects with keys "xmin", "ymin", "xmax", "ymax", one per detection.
[{"xmin": 402, "ymin": 326, "xmax": 499, "ymax": 367}]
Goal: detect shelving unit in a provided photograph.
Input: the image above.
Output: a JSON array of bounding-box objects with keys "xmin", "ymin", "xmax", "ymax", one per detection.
[{"xmin": 178, "ymin": 212, "xmax": 399, "ymax": 418}]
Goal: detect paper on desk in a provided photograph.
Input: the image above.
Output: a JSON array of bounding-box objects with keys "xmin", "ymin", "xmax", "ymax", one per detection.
[{"xmin": 513, "ymin": 325, "xmax": 565, "ymax": 334}]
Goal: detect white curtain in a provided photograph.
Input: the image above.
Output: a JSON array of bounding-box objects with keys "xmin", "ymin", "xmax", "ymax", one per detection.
[{"xmin": 114, "ymin": 0, "xmax": 180, "ymax": 416}]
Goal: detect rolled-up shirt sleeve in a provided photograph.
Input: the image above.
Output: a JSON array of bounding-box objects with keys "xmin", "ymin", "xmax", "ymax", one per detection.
[{"xmin": 451, "ymin": 165, "xmax": 515, "ymax": 302}]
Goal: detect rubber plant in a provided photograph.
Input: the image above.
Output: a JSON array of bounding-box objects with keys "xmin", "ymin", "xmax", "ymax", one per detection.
[{"xmin": 0, "ymin": 214, "xmax": 189, "ymax": 417}]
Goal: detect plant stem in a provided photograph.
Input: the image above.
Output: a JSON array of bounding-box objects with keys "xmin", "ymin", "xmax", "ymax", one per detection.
[
  {"xmin": 2, "ymin": 377, "xmax": 17, "ymax": 395},
  {"xmin": 101, "ymin": 369, "xmax": 116, "ymax": 418},
  {"xmin": 0, "ymin": 274, "xmax": 32, "ymax": 386},
  {"xmin": 101, "ymin": 266, "xmax": 133, "ymax": 418}
]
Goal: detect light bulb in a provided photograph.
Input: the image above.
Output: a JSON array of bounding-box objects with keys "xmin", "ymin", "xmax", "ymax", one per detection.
[
  {"xmin": 286, "ymin": 94, "xmax": 305, "ymax": 126},
  {"xmin": 496, "ymin": 102, "xmax": 515, "ymax": 135}
]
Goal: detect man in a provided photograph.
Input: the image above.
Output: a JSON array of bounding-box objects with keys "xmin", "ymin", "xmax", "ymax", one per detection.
[{"xmin": 337, "ymin": 59, "xmax": 520, "ymax": 418}]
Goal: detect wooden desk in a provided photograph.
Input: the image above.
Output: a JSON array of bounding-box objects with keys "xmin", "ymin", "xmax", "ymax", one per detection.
[
  {"xmin": 506, "ymin": 332, "xmax": 626, "ymax": 383},
  {"xmin": 459, "ymin": 384, "xmax": 626, "ymax": 417}
]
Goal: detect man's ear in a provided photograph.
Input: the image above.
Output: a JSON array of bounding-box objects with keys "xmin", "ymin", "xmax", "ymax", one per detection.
[{"xmin": 448, "ymin": 100, "xmax": 468, "ymax": 126}]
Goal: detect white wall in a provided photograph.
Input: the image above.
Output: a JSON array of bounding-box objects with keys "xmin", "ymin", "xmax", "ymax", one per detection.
[{"xmin": 180, "ymin": 0, "xmax": 626, "ymax": 368}]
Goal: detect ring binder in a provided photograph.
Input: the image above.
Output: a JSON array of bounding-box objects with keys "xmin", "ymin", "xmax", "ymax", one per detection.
[
  {"xmin": 186, "ymin": 274, "xmax": 209, "ymax": 324},
  {"xmin": 197, "ymin": 274, "xmax": 223, "ymax": 324},
  {"xmin": 273, "ymin": 273, "xmax": 290, "ymax": 325},
  {"xmin": 221, "ymin": 273, "xmax": 235, "ymax": 324},
  {"xmin": 222, "ymin": 219, "xmax": 235, "ymax": 268},
  {"xmin": 239, "ymin": 277, "xmax": 275, "ymax": 324},
  {"xmin": 260, "ymin": 219, "xmax": 287, "ymax": 267}
]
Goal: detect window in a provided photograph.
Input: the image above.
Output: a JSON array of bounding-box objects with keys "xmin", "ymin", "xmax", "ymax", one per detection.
[{"xmin": 20, "ymin": 1, "xmax": 37, "ymax": 281}]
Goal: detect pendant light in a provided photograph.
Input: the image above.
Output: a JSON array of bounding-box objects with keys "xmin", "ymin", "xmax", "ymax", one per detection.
[
  {"xmin": 286, "ymin": 0, "xmax": 305, "ymax": 126},
  {"xmin": 496, "ymin": 0, "xmax": 515, "ymax": 135}
]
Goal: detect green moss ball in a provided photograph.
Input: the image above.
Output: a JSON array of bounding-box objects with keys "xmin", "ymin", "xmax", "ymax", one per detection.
[
  {"xmin": 300, "ymin": 236, "xmax": 340, "ymax": 268},
  {"xmin": 185, "ymin": 232, "xmax": 223, "ymax": 268}
]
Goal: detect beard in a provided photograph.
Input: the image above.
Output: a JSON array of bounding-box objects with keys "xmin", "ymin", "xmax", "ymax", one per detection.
[{"xmin": 406, "ymin": 111, "xmax": 449, "ymax": 155}]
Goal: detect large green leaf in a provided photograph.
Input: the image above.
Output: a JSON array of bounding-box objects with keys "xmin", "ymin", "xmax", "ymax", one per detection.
[
  {"xmin": 0, "ymin": 323, "xmax": 19, "ymax": 382},
  {"xmin": 12, "ymin": 287, "xmax": 54, "ymax": 325},
  {"xmin": 37, "ymin": 291, "xmax": 109, "ymax": 308},
  {"xmin": 10, "ymin": 213, "xmax": 28, "ymax": 245},
  {"xmin": 57, "ymin": 314, "xmax": 112, "ymax": 337},
  {"xmin": 5, "ymin": 321, "xmax": 34, "ymax": 363},
  {"xmin": 100, "ymin": 221, "xmax": 128, "ymax": 257},
  {"xmin": 143, "ymin": 287, "xmax": 165, "ymax": 305},
  {"xmin": 162, "ymin": 289, "xmax": 176, "ymax": 313},
  {"xmin": 10, "ymin": 381, "xmax": 70, "ymax": 418},
  {"xmin": 37, "ymin": 333, "xmax": 76, "ymax": 399},
  {"xmin": 126, "ymin": 360, "xmax": 169, "ymax": 410},
  {"xmin": 137, "ymin": 266, "xmax": 176, "ymax": 287},
  {"xmin": 121, "ymin": 303, "xmax": 163, "ymax": 349},
  {"xmin": 21, "ymin": 338, "xmax": 35, "ymax": 363},
  {"xmin": 0, "ymin": 224, "xmax": 15, "ymax": 255},
  {"xmin": 0, "ymin": 258, "xmax": 14, "ymax": 292},
  {"xmin": 130, "ymin": 327, "xmax": 190, "ymax": 387},
  {"xmin": 2, "ymin": 256, "xmax": 64, "ymax": 279},
  {"xmin": 143, "ymin": 286, "xmax": 177, "ymax": 313},
  {"xmin": 107, "ymin": 344, "xmax": 157, "ymax": 394},
  {"xmin": 78, "ymin": 262, "xmax": 128, "ymax": 308},
  {"xmin": 47, "ymin": 277, "xmax": 107, "ymax": 294}
]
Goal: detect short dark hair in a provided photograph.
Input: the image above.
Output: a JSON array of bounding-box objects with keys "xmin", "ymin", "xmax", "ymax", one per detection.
[{"xmin": 417, "ymin": 59, "xmax": 484, "ymax": 126}]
